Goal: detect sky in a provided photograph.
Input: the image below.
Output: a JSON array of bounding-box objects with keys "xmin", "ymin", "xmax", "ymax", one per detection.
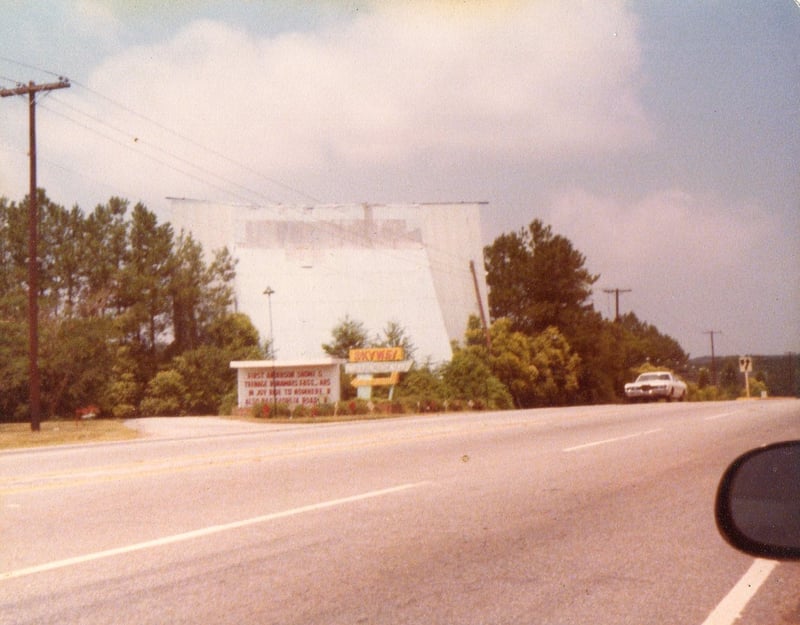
[{"xmin": 1, "ymin": 0, "xmax": 798, "ymax": 359}]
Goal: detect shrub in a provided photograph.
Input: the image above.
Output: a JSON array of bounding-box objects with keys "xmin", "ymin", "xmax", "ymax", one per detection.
[
  {"xmin": 140, "ymin": 370, "xmax": 186, "ymax": 416},
  {"xmin": 744, "ymin": 378, "xmax": 768, "ymax": 398},
  {"xmin": 112, "ymin": 403, "xmax": 137, "ymax": 419},
  {"xmin": 218, "ymin": 390, "xmax": 237, "ymax": 416},
  {"xmin": 315, "ymin": 401, "xmax": 337, "ymax": 417}
]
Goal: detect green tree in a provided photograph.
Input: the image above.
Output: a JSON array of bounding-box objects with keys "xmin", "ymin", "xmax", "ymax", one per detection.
[
  {"xmin": 168, "ymin": 233, "xmax": 206, "ymax": 353},
  {"xmin": 140, "ymin": 369, "xmax": 186, "ymax": 416},
  {"xmin": 373, "ymin": 320, "xmax": 416, "ymax": 361},
  {"xmin": 484, "ymin": 219, "xmax": 598, "ymax": 337},
  {"xmin": 466, "ymin": 316, "xmax": 538, "ymax": 408},
  {"xmin": 168, "ymin": 235, "xmax": 237, "ymax": 354},
  {"xmin": 83, "ymin": 197, "xmax": 128, "ymax": 316},
  {"xmin": 102, "ymin": 345, "xmax": 141, "ymax": 419},
  {"xmin": 168, "ymin": 313, "xmax": 262, "ymax": 415},
  {"xmin": 441, "ymin": 349, "xmax": 513, "ymax": 410},
  {"xmin": 0, "ymin": 190, "xmax": 253, "ymax": 420},
  {"xmin": 720, "ymin": 360, "xmax": 739, "ymax": 393},
  {"xmin": 206, "ymin": 312, "xmax": 262, "ymax": 357},
  {"xmin": 565, "ymin": 310, "xmax": 624, "ymax": 404},
  {"xmin": 529, "ymin": 326, "xmax": 581, "ymax": 405},
  {"xmin": 39, "ymin": 315, "xmax": 117, "ymax": 416},
  {"xmin": 0, "ymin": 316, "xmax": 28, "ymax": 421},
  {"xmin": 458, "ymin": 315, "xmax": 580, "ymax": 408},
  {"xmin": 322, "ymin": 315, "xmax": 368, "ymax": 359},
  {"xmin": 619, "ymin": 312, "xmax": 688, "ymax": 374},
  {"xmin": 39, "ymin": 201, "xmax": 85, "ymax": 316},
  {"xmin": 118, "ymin": 203, "xmax": 174, "ymax": 358},
  {"xmin": 396, "ymin": 362, "xmax": 445, "ymax": 403}
]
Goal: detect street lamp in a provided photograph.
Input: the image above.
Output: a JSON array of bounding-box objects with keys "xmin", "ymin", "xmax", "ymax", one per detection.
[{"xmin": 263, "ymin": 286, "xmax": 277, "ymax": 414}]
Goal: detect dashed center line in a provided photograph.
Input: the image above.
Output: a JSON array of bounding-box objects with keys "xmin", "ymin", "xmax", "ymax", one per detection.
[
  {"xmin": 563, "ymin": 428, "xmax": 663, "ymax": 452},
  {"xmin": 704, "ymin": 411, "xmax": 743, "ymax": 421}
]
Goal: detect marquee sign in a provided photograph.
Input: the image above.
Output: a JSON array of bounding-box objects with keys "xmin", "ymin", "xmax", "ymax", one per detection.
[
  {"xmin": 344, "ymin": 347, "xmax": 412, "ymax": 398},
  {"xmin": 230, "ymin": 359, "xmax": 343, "ymax": 409}
]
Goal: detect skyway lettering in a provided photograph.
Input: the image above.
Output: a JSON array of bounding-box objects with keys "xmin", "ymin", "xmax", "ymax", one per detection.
[{"xmin": 349, "ymin": 347, "xmax": 404, "ymax": 362}]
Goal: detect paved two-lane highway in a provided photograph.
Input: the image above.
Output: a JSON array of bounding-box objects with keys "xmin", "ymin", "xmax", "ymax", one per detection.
[{"xmin": 2, "ymin": 400, "xmax": 799, "ymax": 624}]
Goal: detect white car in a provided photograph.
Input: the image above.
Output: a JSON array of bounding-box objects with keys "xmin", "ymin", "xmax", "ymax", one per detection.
[{"xmin": 624, "ymin": 371, "xmax": 687, "ymax": 402}]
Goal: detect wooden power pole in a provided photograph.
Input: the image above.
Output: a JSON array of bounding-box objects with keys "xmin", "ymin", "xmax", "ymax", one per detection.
[
  {"xmin": 703, "ymin": 330, "xmax": 722, "ymax": 387},
  {"xmin": 603, "ymin": 288, "xmax": 632, "ymax": 322},
  {"xmin": 469, "ymin": 260, "xmax": 491, "ymax": 349},
  {"xmin": 1, "ymin": 79, "xmax": 71, "ymax": 431}
]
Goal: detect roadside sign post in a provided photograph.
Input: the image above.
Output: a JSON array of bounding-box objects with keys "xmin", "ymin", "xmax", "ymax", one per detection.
[{"xmin": 739, "ymin": 356, "xmax": 753, "ymax": 398}]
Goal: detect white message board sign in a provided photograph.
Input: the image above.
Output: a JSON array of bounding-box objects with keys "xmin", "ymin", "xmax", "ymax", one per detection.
[{"xmin": 231, "ymin": 360, "xmax": 342, "ymax": 408}]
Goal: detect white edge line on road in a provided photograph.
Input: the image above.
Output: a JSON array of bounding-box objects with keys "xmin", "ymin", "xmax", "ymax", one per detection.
[
  {"xmin": 700, "ymin": 558, "xmax": 778, "ymax": 625},
  {"xmin": 563, "ymin": 428, "xmax": 663, "ymax": 453},
  {"xmin": 0, "ymin": 482, "xmax": 429, "ymax": 581}
]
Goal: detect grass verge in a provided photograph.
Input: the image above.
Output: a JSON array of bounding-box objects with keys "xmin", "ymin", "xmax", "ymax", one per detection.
[{"xmin": 0, "ymin": 419, "xmax": 139, "ymax": 450}]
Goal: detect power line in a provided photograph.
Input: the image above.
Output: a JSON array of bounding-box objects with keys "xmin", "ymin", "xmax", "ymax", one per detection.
[
  {"xmin": 64, "ymin": 81, "xmax": 321, "ymax": 203},
  {"xmin": 0, "ymin": 55, "xmax": 320, "ymax": 203},
  {"xmin": 39, "ymin": 98, "xmax": 279, "ymax": 206}
]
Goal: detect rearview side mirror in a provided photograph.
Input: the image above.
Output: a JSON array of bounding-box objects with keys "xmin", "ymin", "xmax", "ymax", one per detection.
[{"xmin": 715, "ymin": 441, "xmax": 800, "ymax": 560}]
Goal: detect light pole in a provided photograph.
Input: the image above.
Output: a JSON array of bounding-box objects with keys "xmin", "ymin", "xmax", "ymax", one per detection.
[{"xmin": 263, "ymin": 286, "xmax": 277, "ymax": 414}]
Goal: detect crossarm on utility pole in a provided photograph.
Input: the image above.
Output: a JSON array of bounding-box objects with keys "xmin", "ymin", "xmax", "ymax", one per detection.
[{"xmin": 602, "ymin": 288, "xmax": 632, "ymax": 322}]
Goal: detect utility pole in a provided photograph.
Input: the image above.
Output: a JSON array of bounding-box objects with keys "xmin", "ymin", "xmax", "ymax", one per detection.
[
  {"xmin": 469, "ymin": 260, "xmax": 491, "ymax": 349},
  {"xmin": 1, "ymin": 79, "xmax": 71, "ymax": 431},
  {"xmin": 263, "ymin": 286, "xmax": 277, "ymax": 415},
  {"xmin": 603, "ymin": 288, "xmax": 632, "ymax": 322},
  {"xmin": 703, "ymin": 330, "xmax": 722, "ymax": 387}
]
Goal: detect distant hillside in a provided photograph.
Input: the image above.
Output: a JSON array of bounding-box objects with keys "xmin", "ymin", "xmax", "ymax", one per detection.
[{"xmin": 688, "ymin": 353, "xmax": 799, "ymax": 397}]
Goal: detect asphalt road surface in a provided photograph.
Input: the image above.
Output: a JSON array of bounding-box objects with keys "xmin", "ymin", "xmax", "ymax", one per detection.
[{"xmin": 2, "ymin": 400, "xmax": 799, "ymax": 624}]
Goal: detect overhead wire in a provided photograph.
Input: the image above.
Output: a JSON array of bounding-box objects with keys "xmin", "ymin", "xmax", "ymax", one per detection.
[
  {"xmin": 41, "ymin": 95, "xmax": 277, "ymax": 205},
  {"xmin": 68, "ymin": 79, "xmax": 322, "ymax": 204}
]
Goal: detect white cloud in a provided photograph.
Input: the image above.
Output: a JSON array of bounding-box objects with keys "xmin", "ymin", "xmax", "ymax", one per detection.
[
  {"xmin": 545, "ymin": 188, "xmax": 795, "ymax": 356},
  {"xmin": 63, "ymin": 0, "xmax": 650, "ymax": 198},
  {"xmin": 548, "ymin": 189, "xmax": 771, "ymax": 280},
  {"xmin": 70, "ymin": 0, "xmax": 122, "ymax": 46}
]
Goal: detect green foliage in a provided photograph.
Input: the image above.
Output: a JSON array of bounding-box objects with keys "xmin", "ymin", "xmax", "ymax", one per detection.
[
  {"xmin": 373, "ymin": 320, "xmax": 416, "ymax": 360},
  {"xmin": 140, "ymin": 370, "xmax": 187, "ymax": 416},
  {"xmin": 322, "ymin": 314, "xmax": 368, "ymax": 359},
  {"xmin": 102, "ymin": 345, "xmax": 141, "ymax": 419},
  {"xmin": 697, "ymin": 367, "xmax": 711, "ymax": 389},
  {"xmin": 484, "ymin": 219, "xmax": 598, "ymax": 337},
  {"xmin": 529, "ymin": 326, "xmax": 581, "ymax": 405},
  {"xmin": 397, "ymin": 364, "xmax": 446, "ymax": 402},
  {"xmin": 453, "ymin": 316, "xmax": 580, "ymax": 408},
  {"xmin": 0, "ymin": 190, "xmax": 252, "ymax": 421},
  {"xmin": 441, "ymin": 349, "xmax": 513, "ymax": 410},
  {"xmin": 482, "ymin": 220, "xmax": 689, "ymax": 404},
  {"xmin": 745, "ymin": 377, "xmax": 768, "ymax": 398},
  {"xmin": 720, "ymin": 361, "xmax": 739, "ymax": 391},
  {"xmin": 618, "ymin": 313, "xmax": 688, "ymax": 374},
  {"xmin": 0, "ymin": 317, "xmax": 29, "ymax": 421},
  {"xmin": 218, "ymin": 390, "xmax": 238, "ymax": 416},
  {"xmin": 39, "ymin": 315, "xmax": 116, "ymax": 416}
]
